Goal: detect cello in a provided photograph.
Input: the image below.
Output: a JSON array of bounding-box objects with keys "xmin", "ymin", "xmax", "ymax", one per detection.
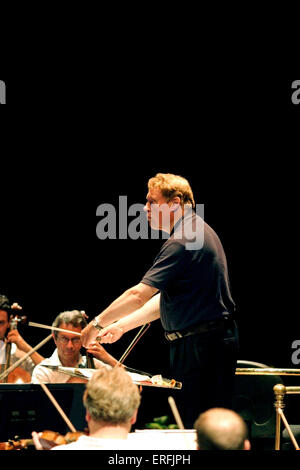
[{"xmin": 0, "ymin": 303, "xmax": 31, "ymax": 383}]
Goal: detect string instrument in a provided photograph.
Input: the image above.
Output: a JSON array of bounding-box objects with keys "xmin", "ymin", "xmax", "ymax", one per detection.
[
  {"xmin": 1, "ymin": 303, "xmax": 31, "ymax": 384},
  {"xmin": 0, "ymin": 430, "xmax": 87, "ymax": 450},
  {"xmin": 86, "ymin": 351, "xmax": 95, "ymax": 369},
  {"xmin": 0, "ymin": 320, "xmax": 161, "ymax": 450}
]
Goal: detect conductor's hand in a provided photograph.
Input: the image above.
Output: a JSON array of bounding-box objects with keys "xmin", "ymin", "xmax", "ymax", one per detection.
[
  {"xmin": 81, "ymin": 322, "xmax": 100, "ymax": 348},
  {"xmin": 96, "ymin": 325, "xmax": 124, "ymax": 344}
]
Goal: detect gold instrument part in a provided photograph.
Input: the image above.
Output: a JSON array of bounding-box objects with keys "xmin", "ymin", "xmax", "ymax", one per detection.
[
  {"xmin": 273, "ymin": 384, "xmax": 300, "ymax": 450},
  {"xmin": 236, "ymin": 368, "xmax": 300, "ymax": 376}
]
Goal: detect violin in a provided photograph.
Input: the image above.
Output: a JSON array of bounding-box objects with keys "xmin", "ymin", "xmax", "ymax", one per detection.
[
  {"xmin": 0, "ymin": 430, "xmax": 87, "ymax": 450},
  {"xmin": 1, "ymin": 303, "xmax": 31, "ymax": 384}
]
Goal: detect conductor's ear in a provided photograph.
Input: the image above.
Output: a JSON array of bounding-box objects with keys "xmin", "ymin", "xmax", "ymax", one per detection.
[{"xmin": 170, "ymin": 197, "xmax": 181, "ymax": 212}]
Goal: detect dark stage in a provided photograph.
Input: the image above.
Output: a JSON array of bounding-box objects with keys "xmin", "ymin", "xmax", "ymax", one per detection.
[{"xmin": 0, "ymin": 77, "xmax": 299, "ymax": 452}]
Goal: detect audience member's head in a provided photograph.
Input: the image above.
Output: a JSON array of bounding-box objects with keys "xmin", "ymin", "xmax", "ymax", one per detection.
[{"xmin": 194, "ymin": 408, "xmax": 251, "ymax": 450}]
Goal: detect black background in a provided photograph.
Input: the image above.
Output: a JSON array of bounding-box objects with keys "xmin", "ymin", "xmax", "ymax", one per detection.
[{"xmin": 0, "ymin": 74, "xmax": 299, "ymax": 428}]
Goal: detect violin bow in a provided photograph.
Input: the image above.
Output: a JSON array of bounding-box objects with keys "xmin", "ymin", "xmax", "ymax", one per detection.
[
  {"xmin": 38, "ymin": 382, "xmax": 77, "ymax": 433},
  {"xmin": 168, "ymin": 396, "xmax": 185, "ymax": 429},
  {"xmin": 117, "ymin": 323, "xmax": 151, "ymax": 366},
  {"xmin": 28, "ymin": 321, "xmax": 82, "ymax": 336},
  {"xmin": 167, "ymin": 397, "xmax": 196, "ymax": 449}
]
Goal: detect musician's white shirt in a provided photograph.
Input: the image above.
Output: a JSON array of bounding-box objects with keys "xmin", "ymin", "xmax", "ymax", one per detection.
[
  {"xmin": 52, "ymin": 432, "xmax": 198, "ymax": 450},
  {"xmin": 31, "ymin": 348, "xmax": 111, "ymax": 383},
  {"xmin": 0, "ymin": 340, "xmax": 35, "ymax": 375},
  {"xmin": 52, "ymin": 435, "xmax": 141, "ymax": 450}
]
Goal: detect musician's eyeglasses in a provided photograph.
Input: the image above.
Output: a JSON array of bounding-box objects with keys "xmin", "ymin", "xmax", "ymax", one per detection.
[{"xmin": 57, "ymin": 335, "xmax": 81, "ymax": 345}]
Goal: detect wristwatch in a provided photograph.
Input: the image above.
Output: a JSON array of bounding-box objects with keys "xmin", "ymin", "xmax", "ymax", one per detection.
[{"xmin": 92, "ymin": 317, "xmax": 104, "ymax": 331}]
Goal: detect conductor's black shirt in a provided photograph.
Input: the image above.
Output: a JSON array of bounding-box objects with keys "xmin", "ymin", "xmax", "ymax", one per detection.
[{"xmin": 141, "ymin": 210, "xmax": 236, "ymax": 332}]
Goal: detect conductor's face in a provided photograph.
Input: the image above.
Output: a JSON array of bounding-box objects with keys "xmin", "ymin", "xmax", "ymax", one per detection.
[
  {"xmin": 53, "ymin": 323, "xmax": 83, "ymax": 367},
  {"xmin": 144, "ymin": 188, "xmax": 171, "ymax": 231}
]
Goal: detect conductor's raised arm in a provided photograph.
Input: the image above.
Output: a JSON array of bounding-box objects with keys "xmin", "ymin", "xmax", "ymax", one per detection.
[
  {"xmin": 96, "ymin": 293, "xmax": 161, "ymax": 344},
  {"xmin": 80, "ymin": 283, "xmax": 158, "ymax": 347}
]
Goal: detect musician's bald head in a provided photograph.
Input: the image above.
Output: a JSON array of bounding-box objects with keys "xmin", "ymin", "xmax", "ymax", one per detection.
[{"xmin": 194, "ymin": 408, "xmax": 251, "ymax": 450}]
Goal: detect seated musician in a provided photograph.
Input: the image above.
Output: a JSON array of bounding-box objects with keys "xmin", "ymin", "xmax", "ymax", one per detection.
[
  {"xmin": 31, "ymin": 310, "xmax": 119, "ymax": 383},
  {"xmin": 32, "ymin": 366, "xmax": 198, "ymax": 450},
  {"xmin": 32, "ymin": 366, "xmax": 141, "ymax": 449},
  {"xmin": 0, "ymin": 294, "xmax": 44, "ymax": 381}
]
